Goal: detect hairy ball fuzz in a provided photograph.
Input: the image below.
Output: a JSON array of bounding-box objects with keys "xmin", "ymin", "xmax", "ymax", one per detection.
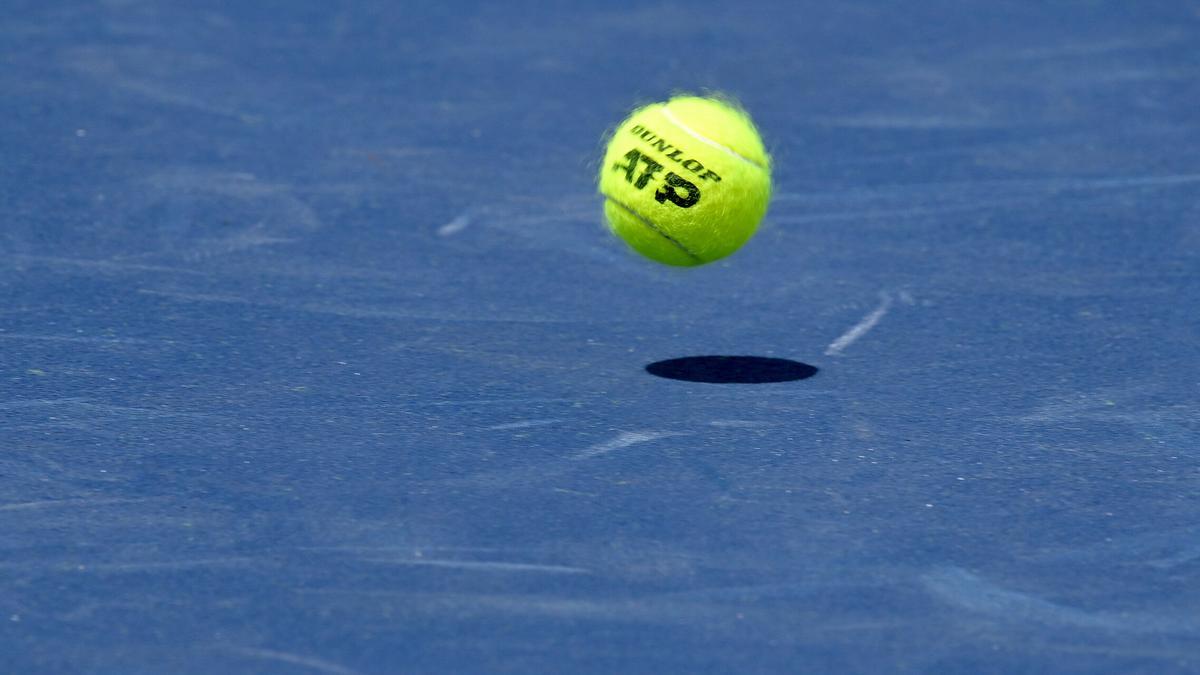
[{"xmin": 599, "ymin": 96, "xmax": 771, "ymax": 266}]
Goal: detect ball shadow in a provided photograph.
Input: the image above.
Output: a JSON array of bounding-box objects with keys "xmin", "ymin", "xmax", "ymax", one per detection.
[{"xmin": 645, "ymin": 356, "xmax": 818, "ymax": 384}]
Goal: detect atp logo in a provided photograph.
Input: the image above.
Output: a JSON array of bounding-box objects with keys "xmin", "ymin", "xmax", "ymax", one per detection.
[
  {"xmin": 611, "ymin": 149, "xmax": 701, "ymax": 208},
  {"xmin": 610, "ymin": 124, "xmax": 723, "ymax": 209}
]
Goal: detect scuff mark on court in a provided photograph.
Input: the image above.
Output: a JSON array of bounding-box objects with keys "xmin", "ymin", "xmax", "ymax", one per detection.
[
  {"xmin": 825, "ymin": 292, "xmax": 895, "ymax": 356},
  {"xmin": 573, "ymin": 430, "xmax": 686, "ymax": 460},
  {"xmin": 923, "ymin": 566, "xmax": 1196, "ymax": 634}
]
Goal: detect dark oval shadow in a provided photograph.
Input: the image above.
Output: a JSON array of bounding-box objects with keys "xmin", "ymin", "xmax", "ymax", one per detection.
[{"xmin": 645, "ymin": 356, "xmax": 818, "ymax": 384}]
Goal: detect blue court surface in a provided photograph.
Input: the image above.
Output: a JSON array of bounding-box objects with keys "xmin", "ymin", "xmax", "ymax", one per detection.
[{"xmin": 4, "ymin": 1, "xmax": 1199, "ymax": 673}]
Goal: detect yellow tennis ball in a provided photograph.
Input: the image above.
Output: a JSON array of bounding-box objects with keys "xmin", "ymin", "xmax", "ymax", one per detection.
[{"xmin": 598, "ymin": 95, "xmax": 772, "ymax": 266}]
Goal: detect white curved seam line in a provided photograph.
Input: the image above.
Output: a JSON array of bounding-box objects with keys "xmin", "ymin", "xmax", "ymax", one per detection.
[
  {"xmin": 660, "ymin": 107, "xmax": 766, "ymax": 170},
  {"xmin": 603, "ymin": 196, "xmax": 702, "ymax": 263}
]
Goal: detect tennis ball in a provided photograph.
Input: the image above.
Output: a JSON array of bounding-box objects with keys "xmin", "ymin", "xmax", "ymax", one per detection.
[{"xmin": 598, "ymin": 95, "xmax": 771, "ymax": 266}]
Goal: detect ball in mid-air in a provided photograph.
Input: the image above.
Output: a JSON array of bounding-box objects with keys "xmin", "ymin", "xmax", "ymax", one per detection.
[{"xmin": 598, "ymin": 96, "xmax": 771, "ymax": 266}]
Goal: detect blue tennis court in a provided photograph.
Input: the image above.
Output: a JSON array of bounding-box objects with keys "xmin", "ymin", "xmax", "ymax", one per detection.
[{"xmin": 3, "ymin": 1, "xmax": 1199, "ymax": 672}]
